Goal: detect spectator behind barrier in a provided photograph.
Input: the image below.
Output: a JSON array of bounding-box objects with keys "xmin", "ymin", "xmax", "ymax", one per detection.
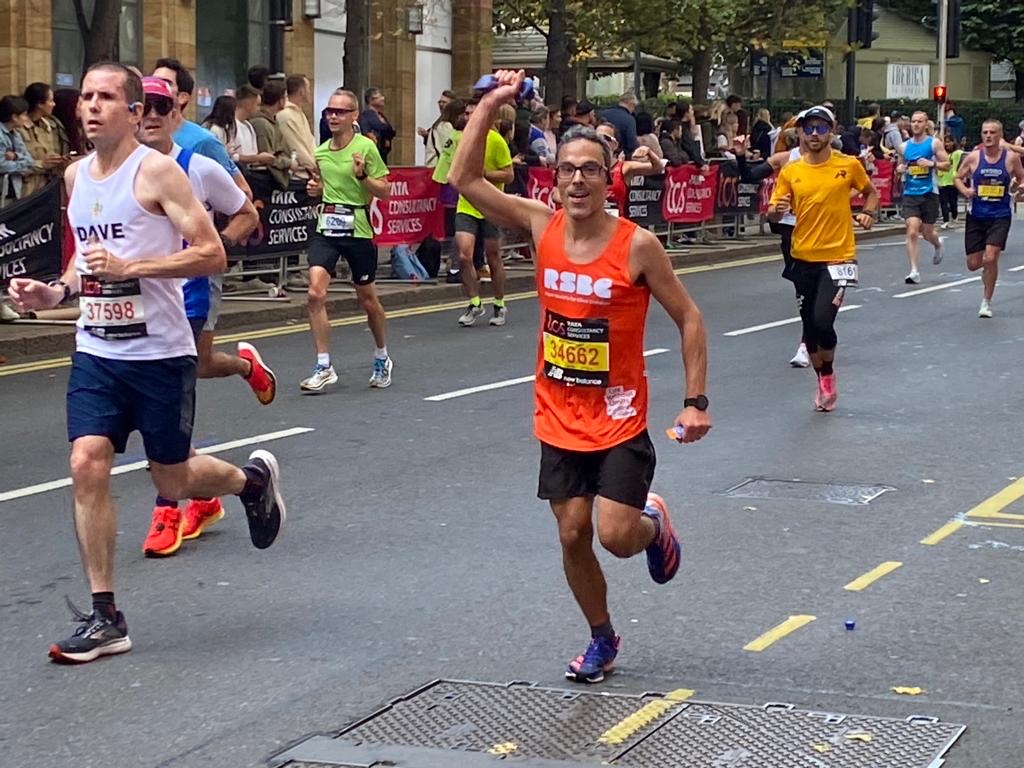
[
  {"xmin": 277, "ymin": 74, "xmax": 317, "ymax": 179},
  {"xmin": 599, "ymin": 92, "xmax": 639, "ymax": 156},
  {"xmin": 250, "ymin": 81, "xmax": 294, "ymax": 190},
  {"xmin": 635, "ymin": 112, "xmax": 662, "ymax": 160},
  {"xmin": 234, "ymin": 85, "xmax": 275, "ymax": 169},
  {"xmin": 19, "ymin": 81, "xmax": 70, "ymax": 197},
  {"xmin": 0, "ymin": 95, "xmax": 34, "ymax": 208},
  {"xmin": 203, "ymin": 95, "xmax": 239, "ymax": 157},
  {"xmin": 360, "ymin": 86, "xmax": 396, "ymax": 165},
  {"xmin": 53, "ymin": 88, "xmax": 87, "ymax": 156},
  {"xmin": 420, "ymin": 89, "xmax": 456, "ymax": 167},
  {"xmin": 247, "ymin": 65, "xmax": 270, "ymax": 90}
]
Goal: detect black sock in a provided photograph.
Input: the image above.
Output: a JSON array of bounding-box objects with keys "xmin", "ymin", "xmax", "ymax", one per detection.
[
  {"xmin": 92, "ymin": 591, "xmax": 116, "ymax": 620},
  {"xmin": 155, "ymin": 496, "xmax": 178, "ymax": 508},
  {"xmin": 591, "ymin": 620, "xmax": 616, "ymax": 640},
  {"xmin": 821, "ymin": 360, "xmax": 834, "ymax": 376},
  {"xmin": 239, "ymin": 465, "xmax": 265, "ymax": 503}
]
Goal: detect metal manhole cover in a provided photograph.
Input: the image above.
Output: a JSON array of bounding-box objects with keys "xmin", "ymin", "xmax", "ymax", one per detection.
[
  {"xmin": 722, "ymin": 478, "xmax": 894, "ymax": 505},
  {"xmin": 270, "ymin": 680, "xmax": 964, "ymax": 768}
]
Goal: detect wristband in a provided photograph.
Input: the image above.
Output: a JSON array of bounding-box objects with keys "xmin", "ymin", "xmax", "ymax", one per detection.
[
  {"xmin": 355, "ymin": 172, "xmax": 368, "ymax": 181},
  {"xmin": 220, "ymin": 233, "xmax": 236, "ymax": 252}
]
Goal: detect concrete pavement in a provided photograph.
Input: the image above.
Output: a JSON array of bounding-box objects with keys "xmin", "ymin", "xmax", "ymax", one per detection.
[{"xmin": 1, "ymin": 222, "xmax": 1023, "ymax": 767}]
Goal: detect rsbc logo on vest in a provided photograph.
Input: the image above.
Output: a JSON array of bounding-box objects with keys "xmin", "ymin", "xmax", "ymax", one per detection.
[{"xmin": 543, "ymin": 269, "xmax": 613, "ymax": 299}]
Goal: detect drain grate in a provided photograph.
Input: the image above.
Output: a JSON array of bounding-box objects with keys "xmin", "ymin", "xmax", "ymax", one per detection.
[
  {"xmin": 270, "ymin": 680, "xmax": 964, "ymax": 768},
  {"xmin": 721, "ymin": 478, "xmax": 894, "ymax": 505}
]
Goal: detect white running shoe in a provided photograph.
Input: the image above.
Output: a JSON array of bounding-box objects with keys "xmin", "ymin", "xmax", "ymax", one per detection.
[
  {"xmin": 933, "ymin": 237, "xmax": 945, "ymax": 265},
  {"xmin": 458, "ymin": 304, "xmax": 486, "ymax": 327},
  {"xmin": 300, "ymin": 364, "xmax": 338, "ymax": 392},
  {"xmin": 940, "ymin": 221, "xmax": 950, "ymax": 230},
  {"xmin": 904, "ymin": 270, "xmax": 921, "ymax": 285},
  {"xmin": 789, "ymin": 342, "xmax": 810, "ymax": 368},
  {"xmin": 369, "ymin": 356, "xmax": 393, "ymax": 388},
  {"xmin": 979, "ymin": 300, "xmax": 993, "ymax": 319},
  {"xmin": 488, "ymin": 305, "xmax": 508, "ymax": 327}
]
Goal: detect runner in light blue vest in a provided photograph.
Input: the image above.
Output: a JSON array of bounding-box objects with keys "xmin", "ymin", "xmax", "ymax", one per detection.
[{"xmin": 897, "ymin": 111, "xmax": 950, "ymax": 284}]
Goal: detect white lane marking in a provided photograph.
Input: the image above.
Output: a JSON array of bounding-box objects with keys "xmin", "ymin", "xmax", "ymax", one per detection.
[
  {"xmin": 858, "ymin": 240, "xmax": 911, "ymax": 248},
  {"xmin": 723, "ymin": 306, "xmax": 861, "ymax": 337},
  {"xmin": 424, "ymin": 349, "xmax": 671, "ymax": 402},
  {"xmin": 893, "ymin": 277, "xmax": 979, "ymax": 298},
  {"xmin": 0, "ymin": 427, "xmax": 314, "ymax": 503}
]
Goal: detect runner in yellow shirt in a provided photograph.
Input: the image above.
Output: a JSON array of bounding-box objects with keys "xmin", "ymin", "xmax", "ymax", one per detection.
[{"xmin": 768, "ymin": 106, "xmax": 878, "ymax": 413}]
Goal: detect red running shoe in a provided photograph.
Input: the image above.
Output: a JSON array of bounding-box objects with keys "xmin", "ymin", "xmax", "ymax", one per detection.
[
  {"xmin": 238, "ymin": 342, "xmax": 277, "ymax": 405},
  {"xmin": 181, "ymin": 498, "xmax": 225, "ymax": 540},
  {"xmin": 143, "ymin": 506, "xmax": 183, "ymax": 557}
]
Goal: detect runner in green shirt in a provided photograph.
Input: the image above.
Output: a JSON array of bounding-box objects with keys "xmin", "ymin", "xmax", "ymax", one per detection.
[
  {"xmin": 451, "ymin": 100, "xmax": 514, "ymax": 327},
  {"xmin": 303, "ymin": 88, "xmax": 393, "ymax": 392},
  {"xmin": 937, "ymin": 133, "xmax": 963, "ymax": 229}
]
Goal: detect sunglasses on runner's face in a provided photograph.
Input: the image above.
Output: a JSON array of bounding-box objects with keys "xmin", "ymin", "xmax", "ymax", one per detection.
[
  {"xmin": 556, "ymin": 161, "xmax": 607, "ymax": 181},
  {"xmin": 325, "ymin": 107, "xmax": 357, "ymax": 117},
  {"xmin": 143, "ymin": 98, "xmax": 174, "ymax": 117},
  {"xmin": 802, "ymin": 122, "xmax": 830, "ymax": 136}
]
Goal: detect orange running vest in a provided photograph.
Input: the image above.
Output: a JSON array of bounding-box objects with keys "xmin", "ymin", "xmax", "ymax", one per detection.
[{"xmin": 534, "ymin": 210, "xmax": 651, "ymax": 451}]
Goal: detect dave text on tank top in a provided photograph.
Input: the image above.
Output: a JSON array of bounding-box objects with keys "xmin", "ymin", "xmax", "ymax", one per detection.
[
  {"xmin": 903, "ymin": 136, "xmax": 938, "ymax": 196},
  {"xmin": 534, "ymin": 210, "xmax": 650, "ymax": 452},
  {"xmin": 67, "ymin": 145, "xmax": 196, "ymax": 360},
  {"xmin": 971, "ymin": 150, "xmax": 1012, "ymax": 219}
]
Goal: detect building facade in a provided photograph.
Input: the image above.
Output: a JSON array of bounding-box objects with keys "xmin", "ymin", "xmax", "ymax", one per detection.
[{"xmin": 0, "ymin": 0, "xmax": 491, "ymax": 166}]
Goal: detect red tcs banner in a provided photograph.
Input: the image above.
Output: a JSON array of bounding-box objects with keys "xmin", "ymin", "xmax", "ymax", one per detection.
[
  {"xmin": 662, "ymin": 164, "xmax": 718, "ymax": 223},
  {"xmin": 370, "ymin": 167, "xmax": 445, "ymax": 246},
  {"xmin": 527, "ymin": 167, "xmax": 557, "ymax": 210}
]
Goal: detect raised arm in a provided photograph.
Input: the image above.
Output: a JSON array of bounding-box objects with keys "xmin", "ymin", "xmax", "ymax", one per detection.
[
  {"xmin": 448, "ymin": 69, "xmax": 552, "ymax": 235},
  {"xmin": 621, "ymin": 145, "xmax": 661, "ymax": 183}
]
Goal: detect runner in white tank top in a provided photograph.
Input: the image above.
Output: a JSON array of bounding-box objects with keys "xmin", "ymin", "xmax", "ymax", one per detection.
[
  {"xmin": 6, "ymin": 63, "xmax": 287, "ymax": 665},
  {"xmin": 733, "ymin": 121, "xmax": 809, "ymax": 366}
]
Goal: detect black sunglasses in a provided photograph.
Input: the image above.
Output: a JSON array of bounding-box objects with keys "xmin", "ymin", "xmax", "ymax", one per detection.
[
  {"xmin": 143, "ymin": 98, "xmax": 174, "ymax": 117},
  {"xmin": 324, "ymin": 107, "xmax": 357, "ymax": 117}
]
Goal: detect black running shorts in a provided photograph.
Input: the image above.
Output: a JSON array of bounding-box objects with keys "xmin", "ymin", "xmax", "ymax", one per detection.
[
  {"xmin": 965, "ymin": 214, "xmax": 1011, "ymax": 254},
  {"xmin": 901, "ymin": 193, "xmax": 940, "ymax": 225},
  {"xmin": 308, "ymin": 233, "xmax": 378, "ymax": 284},
  {"xmin": 538, "ymin": 430, "xmax": 656, "ymax": 510}
]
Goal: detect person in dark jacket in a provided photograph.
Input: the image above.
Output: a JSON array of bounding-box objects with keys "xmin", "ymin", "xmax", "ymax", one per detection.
[
  {"xmin": 677, "ymin": 101, "xmax": 707, "ymax": 167},
  {"xmin": 659, "ymin": 119, "xmax": 687, "ymax": 165},
  {"xmin": 599, "ymin": 92, "xmax": 639, "ymax": 156}
]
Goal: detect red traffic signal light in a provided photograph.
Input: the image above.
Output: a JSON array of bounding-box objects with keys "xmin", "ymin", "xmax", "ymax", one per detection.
[{"xmin": 932, "ymin": 84, "xmax": 948, "ymax": 103}]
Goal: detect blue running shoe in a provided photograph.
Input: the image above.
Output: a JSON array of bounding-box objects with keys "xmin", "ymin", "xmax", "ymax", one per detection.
[
  {"xmin": 565, "ymin": 634, "xmax": 620, "ymax": 684},
  {"xmin": 643, "ymin": 492, "xmax": 680, "ymax": 584}
]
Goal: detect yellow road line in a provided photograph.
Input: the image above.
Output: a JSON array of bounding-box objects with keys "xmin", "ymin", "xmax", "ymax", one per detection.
[
  {"xmin": 743, "ymin": 615, "xmax": 816, "ymax": 652},
  {"xmin": 1, "ymin": 254, "xmax": 780, "ymax": 378},
  {"xmin": 920, "ymin": 520, "xmax": 964, "ymax": 546},
  {"xmin": 597, "ymin": 688, "xmax": 694, "ymax": 746},
  {"xmin": 964, "ymin": 477, "xmax": 1024, "ymax": 520},
  {"xmin": 844, "ymin": 561, "xmax": 903, "ymax": 592}
]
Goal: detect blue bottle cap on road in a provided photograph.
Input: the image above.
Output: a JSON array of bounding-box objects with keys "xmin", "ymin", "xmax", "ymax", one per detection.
[{"xmin": 844, "ymin": 619, "xmax": 856, "ymax": 631}]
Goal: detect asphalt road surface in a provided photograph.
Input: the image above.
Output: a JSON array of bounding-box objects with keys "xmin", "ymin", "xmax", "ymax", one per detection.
[{"xmin": 2, "ymin": 224, "xmax": 1023, "ymax": 767}]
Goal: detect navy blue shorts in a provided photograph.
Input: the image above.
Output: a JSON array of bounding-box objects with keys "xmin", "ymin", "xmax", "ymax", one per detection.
[{"xmin": 66, "ymin": 352, "xmax": 197, "ymax": 465}]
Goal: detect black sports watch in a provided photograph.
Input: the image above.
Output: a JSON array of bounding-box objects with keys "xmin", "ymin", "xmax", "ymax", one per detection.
[{"xmin": 684, "ymin": 395, "xmax": 709, "ymax": 411}]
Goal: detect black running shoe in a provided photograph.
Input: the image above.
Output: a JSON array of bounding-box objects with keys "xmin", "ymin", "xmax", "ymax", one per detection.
[
  {"xmin": 49, "ymin": 599, "xmax": 132, "ymax": 664},
  {"xmin": 241, "ymin": 449, "xmax": 285, "ymax": 549}
]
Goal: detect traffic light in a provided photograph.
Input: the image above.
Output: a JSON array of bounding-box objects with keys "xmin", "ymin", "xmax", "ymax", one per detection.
[
  {"xmin": 857, "ymin": 0, "xmax": 881, "ymax": 48},
  {"xmin": 932, "ymin": 84, "xmax": 948, "ymax": 103}
]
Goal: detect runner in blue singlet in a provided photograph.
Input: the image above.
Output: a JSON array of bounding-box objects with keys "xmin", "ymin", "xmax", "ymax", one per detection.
[{"xmin": 954, "ymin": 120, "xmax": 1024, "ymax": 318}]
